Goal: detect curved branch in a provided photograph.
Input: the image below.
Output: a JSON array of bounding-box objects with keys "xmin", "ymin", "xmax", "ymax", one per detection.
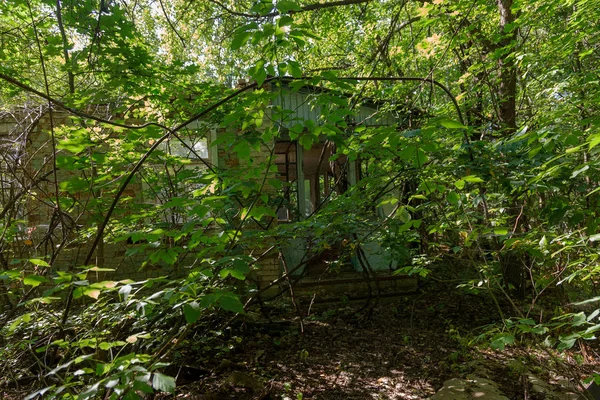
[
  {"xmin": 2, "ymin": 71, "xmax": 468, "ymax": 323},
  {"xmin": 0, "ymin": 72, "xmax": 465, "ymax": 131},
  {"xmin": 339, "ymin": 76, "xmax": 466, "ymax": 126},
  {"xmin": 1, "ymin": 70, "xmax": 466, "ymax": 264},
  {"xmin": 272, "ymin": 76, "xmax": 466, "ymax": 127}
]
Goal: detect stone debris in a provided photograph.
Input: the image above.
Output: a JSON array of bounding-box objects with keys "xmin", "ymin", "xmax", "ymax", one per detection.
[
  {"xmin": 527, "ymin": 374, "xmax": 586, "ymax": 400},
  {"xmin": 430, "ymin": 377, "xmax": 509, "ymax": 400},
  {"xmin": 430, "ymin": 373, "xmax": 588, "ymax": 400}
]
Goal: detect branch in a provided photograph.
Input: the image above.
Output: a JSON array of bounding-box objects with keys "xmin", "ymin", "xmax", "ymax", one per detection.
[
  {"xmin": 207, "ymin": 0, "xmax": 372, "ymax": 18},
  {"xmin": 337, "ymin": 76, "xmax": 466, "ymax": 126},
  {"xmin": 158, "ymin": 0, "xmax": 186, "ymax": 48},
  {"xmin": 293, "ymin": 0, "xmax": 372, "ymax": 14}
]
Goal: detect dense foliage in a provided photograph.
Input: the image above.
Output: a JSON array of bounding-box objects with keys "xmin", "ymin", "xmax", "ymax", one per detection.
[{"xmin": 1, "ymin": 0, "xmax": 599, "ymax": 398}]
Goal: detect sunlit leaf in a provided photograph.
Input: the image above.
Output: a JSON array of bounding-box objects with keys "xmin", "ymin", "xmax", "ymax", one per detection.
[
  {"xmin": 29, "ymin": 258, "xmax": 50, "ymax": 267},
  {"xmin": 439, "ymin": 119, "xmax": 467, "ymax": 129},
  {"xmin": 23, "ymin": 275, "xmax": 47, "ymax": 287},
  {"xmin": 152, "ymin": 373, "xmax": 176, "ymax": 393}
]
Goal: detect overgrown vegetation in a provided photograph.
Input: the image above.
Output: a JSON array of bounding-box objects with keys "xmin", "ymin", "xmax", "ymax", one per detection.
[{"xmin": 0, "ymin": 0, "xmax": 599, "ymax": 398}]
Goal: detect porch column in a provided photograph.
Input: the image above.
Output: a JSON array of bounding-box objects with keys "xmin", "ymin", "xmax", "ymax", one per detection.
[{"xmin": 296, "ymin": 142, "xmax": 308, "ymax": 219}]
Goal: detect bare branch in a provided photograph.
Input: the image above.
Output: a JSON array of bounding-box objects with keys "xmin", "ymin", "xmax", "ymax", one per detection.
[{"xmin": 158, "ymin": 0, "xmax": 187, "ymax": 48}]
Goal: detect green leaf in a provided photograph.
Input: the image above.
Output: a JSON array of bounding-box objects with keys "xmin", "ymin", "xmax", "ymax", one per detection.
[
  {"xmin": 454, "ymin": 179, "xmax": 465, "ymax": 190},
  {"xmin": 183, "ymin": 301, "xmax": 202, "ymax": 324},
  {"xmin": 122, "ymin": 390, "xmax": 143, "ymax": 400},
  {"xmin": 152, "ymin": 373, "xmax": 176, "ymax": 393},
  {"xmin": 571, "ymin": 165, "xmax": 589, "ymax": 178},
  {"xmin": 59, "ymin": 176, "xmax": 90, "ymax": 193},
  {"xmin": 413, "ymin": 148, "xmax": 429, "ymax": 168},
  {"xmin": 233, "ymin": 141, "xmax": 251, "ymax": 159},
  {"xmin": 587, "ymin": 310, "xmax": 600, "ymax": 322},
  {"xmin": 73, "ymin": 287, "xmax": 85, "ymax": 300},
  {"xmin": 396, "ymin": 206, "xmax": 411, "ymax": 223},
  {"xmin": 299, "ymin": 134, "xmax": 314, "ymax": 150},
  {"xmin": 29, "ymin": 258, "xmax": 50, "ymax": 267},
  {"xmin": 493, "ymin": 228, "xmax": 509, "ymax": 235},
  {"xmin": 588, "ymin": 134, "xmax": 600, "ymax": 150},
  {"xmin": 98, "ymin": 341, "xmax": 126, "ymax": 350},
  {"xmin": 277, "ymin": 0, "xmax": 302, "ymax": 13},
  {"xmin": 0, "ymin": 270, "xmax": 20, "ymax": 280},
  {"xmin": 573, "ymin": 297, "xmax": 600, "ymax": 306},
  {"xmin": 447, "ymin": 191, "xmax": 460, "ymax": 205},
  {"xmin": 278, "ymin": 15, "xmax": 294, "ymax": 27},
  {"xmin": 490, "ymin": 333, "xmax": 514, "ymax": 351},
  {"xmin": 94, "ymin": 363, "xmax": 110, "ymax": 376},
  {"xmin": 200, "ymin": 293, "xmax": 220, "ymax": 308},
  {"xmin": 579, "ymin": 48, "xmax": 594, "ymax": 59},
  {"xmin": 57, "ymin": 135, "xmax": 95, "ymax": 153},
  {"xmin": 439, "ymin": 119, "xmax": 467, "ymax": 129},
  {"xmin": 231, "ymin": 31, "xmax": 253, "ymax": 51},
  {"xmin": 573, "ymin": 312, "xmax": 586, "ymax": 326},
  {"xmin": 23, "ymin": 275, "xmax": 47, "ymax": 287},
  {"xmin": 288, "ymin": 60, "xmax": 302, "ymax": 78},
  {"xmin": 220, "ymin": 268, "xmax": 246, "ymax": 280},
  {"xmin": 249, "ymin": 60, "xmax": 267, "ymax": 86},
  {"xmin": 557, "ymin": 337, "xmax": 577, "ymax": 350},
  {"xmin": 219, "ymin": 295, "xmax": 245, "ymax": 314},
  {"xmin": 9, "ymin": 313, "xmax": 32, "ymax": 332},
  {"xmin": 463, "ymin": 175, "xmax": 484, "ymax": 183},
  {"xmin": 133, "ymin": 378, "xmax": 154, "ymax": 394}
]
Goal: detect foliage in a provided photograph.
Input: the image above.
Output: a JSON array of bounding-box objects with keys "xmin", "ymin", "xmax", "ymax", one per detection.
[{"xmin": 0, "ymin": 0, "xmax": 599, "ymax": 397}]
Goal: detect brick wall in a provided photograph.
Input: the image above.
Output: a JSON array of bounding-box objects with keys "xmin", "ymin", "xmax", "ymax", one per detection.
[{"xmin": 1, "ymin": 108, "xmax": 285, "ymax": 288}]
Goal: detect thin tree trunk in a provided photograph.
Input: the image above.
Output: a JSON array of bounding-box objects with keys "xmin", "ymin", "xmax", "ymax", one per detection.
[
  {"xmin": 55, "ymin": 0, "xmax": 75, "ymax": 94},
  {"xmin": 496, "ymin": 0, "xmax": 517, "ymax": 133},
  {"xmin": 496, "ymin": 0, "xmax": 527, "ymax": 298}
]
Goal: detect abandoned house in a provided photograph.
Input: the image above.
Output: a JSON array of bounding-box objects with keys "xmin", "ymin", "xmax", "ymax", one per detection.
[{"xmin": 0, "ymin": 81, "xmax": 418, "ymax": 299}]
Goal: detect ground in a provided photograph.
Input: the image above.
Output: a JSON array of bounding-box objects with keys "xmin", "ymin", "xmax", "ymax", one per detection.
[
  {"xmin": 1, "ymin": 282, "xmax": 596, "ymax": 399},
  {"xmin": 164, "ymin": 283, "xmax": 599, "ymax": 400}
]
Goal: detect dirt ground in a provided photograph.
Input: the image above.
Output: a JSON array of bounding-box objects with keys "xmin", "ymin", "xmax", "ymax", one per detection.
[
  {"xmin": 167, "ymin": 284, "xmax": 600, "ymax": 400},
  {"xmin": 2, "ymin": 283, "xmax": 597, "ymax": 399}
]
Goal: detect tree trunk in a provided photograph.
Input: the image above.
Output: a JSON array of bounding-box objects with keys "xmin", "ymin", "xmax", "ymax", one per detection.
[
  {"xmin": 496, "ymin": 0, "xmax": 517, "ymax": 133},
  {"xmin": 496, "ymin": 0, "xmax": 527, "ymax": 297}
]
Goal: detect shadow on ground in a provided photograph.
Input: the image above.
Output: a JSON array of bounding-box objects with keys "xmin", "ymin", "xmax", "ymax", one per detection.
[{"xmin": 169, "ymin": 285, "xmax": 562, "ymax": 399}]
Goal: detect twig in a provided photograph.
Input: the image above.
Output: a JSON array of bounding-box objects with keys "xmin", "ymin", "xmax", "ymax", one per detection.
[{"xmin": 280, "ymin": 251, "xmax": 304, "ymax": 334}]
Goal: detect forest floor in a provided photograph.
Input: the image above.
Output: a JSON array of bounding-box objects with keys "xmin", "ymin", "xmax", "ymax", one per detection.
[{"xmin": 168, "ymin": 283, "xmax": 600, "ymax": 400}]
